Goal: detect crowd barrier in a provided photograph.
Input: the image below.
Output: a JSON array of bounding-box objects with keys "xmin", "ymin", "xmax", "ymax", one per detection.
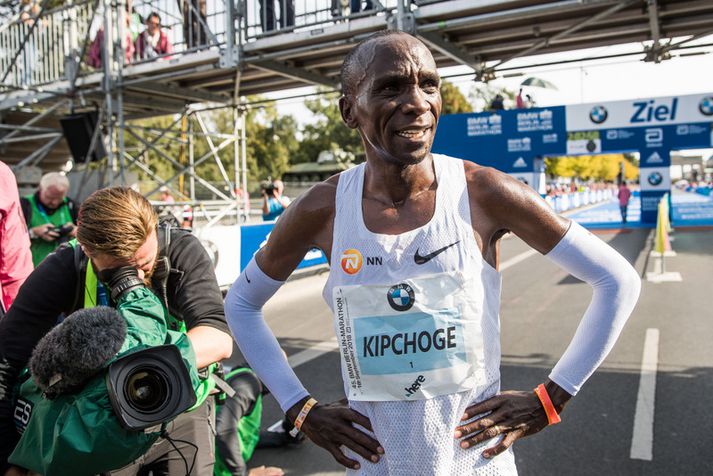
[{"xmin": 544, "ymin": 189, "xmax": 615, "ymax": 213}]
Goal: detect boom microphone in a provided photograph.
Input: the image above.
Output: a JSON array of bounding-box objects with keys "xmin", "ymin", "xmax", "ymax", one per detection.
[{"xmin": 30, "ymin": 306, "xmax": 127, "ymax": 399}]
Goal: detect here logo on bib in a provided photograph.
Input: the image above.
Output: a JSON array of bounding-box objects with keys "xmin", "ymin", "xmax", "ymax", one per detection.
[{"xmin": 332, "ymin": 272, "xmax": 484, "ymax": 401}]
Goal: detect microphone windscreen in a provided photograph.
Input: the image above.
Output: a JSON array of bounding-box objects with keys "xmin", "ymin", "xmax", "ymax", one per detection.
[{"xmin": 30, "ymin": 306, "xmax": 127, "ymax": 397}]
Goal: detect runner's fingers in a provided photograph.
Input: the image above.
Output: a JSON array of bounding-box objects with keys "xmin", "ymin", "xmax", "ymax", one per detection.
[
  {"xmin": 344, "ymin": 408, "xmax": 374, "ymax": 432},
  {"xmin": 455, "ymin": 415, "xmax": 500, "ymax": 437},
  {"xmin": 341, "ymin": 425, "xmax": 383, "ymax": 455},
  {"xmin": 327, "ymin": 443, "xmax": 361, "ymax": 470},
  {"xmin": 339, "ymin": 436, "xmax": 381, "ymax": 463},
  {"xmin": 483, "ymin": 429, "xmax": 523, "ymax": 459},
  {"xmin": 461, "ymin": 397, "xmax": 501, "ymax": 420},
  {"xmin": 460, "ymin": 425, "xmax": 506, "ymax": 449}
]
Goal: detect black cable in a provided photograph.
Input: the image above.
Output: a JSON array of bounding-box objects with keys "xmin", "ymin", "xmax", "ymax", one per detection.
[{"xmin": 160, "ymin": 430, "xmax": 198, "ymax": 476}]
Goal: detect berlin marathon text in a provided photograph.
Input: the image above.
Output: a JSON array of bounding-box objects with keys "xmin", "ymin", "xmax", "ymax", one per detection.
[{"xmin": 336, "ymin": 296, "xmax": 361, "ymax": 388}]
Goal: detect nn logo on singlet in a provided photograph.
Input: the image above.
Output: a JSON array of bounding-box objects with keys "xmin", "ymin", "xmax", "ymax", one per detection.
[{"xmin": 340, "ymin": 249, "xmax": 383, "ymax": 275}]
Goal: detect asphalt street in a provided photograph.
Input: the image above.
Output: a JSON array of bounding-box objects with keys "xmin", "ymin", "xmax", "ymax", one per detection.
[{"xmin": 227, "ymin": 227, "xmax": 713, "ymax": 475}]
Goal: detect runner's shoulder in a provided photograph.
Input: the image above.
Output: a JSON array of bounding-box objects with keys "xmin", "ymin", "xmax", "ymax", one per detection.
[
  {"xmin": 463, "ymin": 161, "xmax": 522, "ymax": 207},
  {"xmin": 287, "ymin": 174, "xmax": 339, "ymax": 219}
]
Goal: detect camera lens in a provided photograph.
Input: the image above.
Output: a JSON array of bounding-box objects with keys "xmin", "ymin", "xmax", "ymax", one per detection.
[{"xmin": 124, "ymin": 367, "xmax": 168, "ymax": 413}]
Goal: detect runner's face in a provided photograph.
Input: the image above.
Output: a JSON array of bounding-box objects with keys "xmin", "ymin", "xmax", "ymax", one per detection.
[
  {"xmin": 39, "ymin": 185, "xmax": 67, "ymax": 210},
  {"xmin": 348, "ymin": 36, "xmax": 441, "ymax": 166}
]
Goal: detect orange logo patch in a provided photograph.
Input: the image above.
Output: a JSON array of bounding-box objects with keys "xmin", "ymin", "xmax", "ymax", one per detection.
[{"xmin": 340, "ymin": 249, "xmax": 363, "ymax": 275}]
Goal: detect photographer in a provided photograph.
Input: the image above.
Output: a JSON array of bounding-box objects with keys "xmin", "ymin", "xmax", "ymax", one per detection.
[
  {"xmin": 261, "ymin": 180, "xmax": 289, "ymax": 222},
  {"xmin": 9, "ymin": 270, "xmax": 201, "ymax": 475},
  {"xmin": 0, "ymin": 187, "xmax": 233, "ymax": 475},
  {"xmin": 20, "ymin": 173, "xmax": 78, "ymax": 267}
]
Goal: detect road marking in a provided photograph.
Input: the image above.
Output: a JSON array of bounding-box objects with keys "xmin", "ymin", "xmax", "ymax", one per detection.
[
  {"xmin": 288, "ymin": 337, "xmax": 339, "ymax": 368},
  {"xmin": 630, "ymin": 328, "xmax": 660, "ymax": 461},
  {"xmin": 499, "ymin": 249, "xmax": 539, "ymax": 271}
]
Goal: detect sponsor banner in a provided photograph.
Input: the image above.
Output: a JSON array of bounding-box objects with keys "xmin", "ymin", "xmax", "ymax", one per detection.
[
  {"xmin": 240, "ymin": 221, "xmax": 326, "ymax": 273},
  {"xmin": 639, "ymin": 166, "xmax": 672, "ymax": 192},
  {"xmin": 566, "ymin": 93, "xmax": 713, "ymax": 131},
  {"xmin": 566, "ymin": 130, "xmax": 601, "ymax": 155},
  {"xmin": 434, "ymin": 106, "xmax": 566, "ymax": 173},
  {"xmin": 508, "ymin": 172, "xmax": 535, "ymax": 187},
  {"xmin": 640, "ymin": 191, "xmax": 667, "ymax": 223}
]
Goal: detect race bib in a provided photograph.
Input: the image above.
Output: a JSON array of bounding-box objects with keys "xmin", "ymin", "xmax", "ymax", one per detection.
[{"xmin": 333, "ymin": 272, "xmax": 485, "ymax": 401}]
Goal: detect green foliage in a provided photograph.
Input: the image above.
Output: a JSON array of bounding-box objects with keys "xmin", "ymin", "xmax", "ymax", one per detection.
[
  {"xmin": 469, "ymin": 83, "xmax": 516, "ymax": 112},
  {"xmin": 545, "ymin": 154, "xmax": 639, "ymax": 181},
  {"xmin": 440, "ymin": 80, "xmax": 472, "ymax": 115},
  {"xmin": 292, "ymin": 90, "xmax": 363, "ymax": 164}
]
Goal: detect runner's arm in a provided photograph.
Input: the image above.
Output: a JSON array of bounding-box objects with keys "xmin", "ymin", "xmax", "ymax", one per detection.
[
  {"xmin": 225, "ymin": 181, "xmax": 383, "ymax": 470},
  {"xmin": 457, "ymin": 168, "xmax": 640, "ymax": 457}
]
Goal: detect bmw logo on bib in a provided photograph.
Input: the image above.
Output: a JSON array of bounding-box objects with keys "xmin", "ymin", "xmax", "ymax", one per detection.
[{"xmin": 387, "ymin": 283, "xmax": 415, "ymax": 312}]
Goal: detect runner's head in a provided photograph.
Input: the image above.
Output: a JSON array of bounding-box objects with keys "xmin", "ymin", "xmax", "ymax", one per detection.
[
  {"xmin": 77, "ymin": 187, "xmax": 159, "ymax": 279},
  {"xmin": 339, "ymin": 31, "xmax": 441, "ymax": 166}
]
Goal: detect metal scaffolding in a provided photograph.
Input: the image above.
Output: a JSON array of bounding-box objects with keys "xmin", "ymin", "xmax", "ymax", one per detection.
[{"xmin": 1, "ymin": 0, "xmax": 712, "ymax": 223}]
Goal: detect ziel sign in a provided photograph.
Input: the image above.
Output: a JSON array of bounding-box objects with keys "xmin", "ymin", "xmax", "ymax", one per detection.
[{"xmin": 433, "ymin": 93, "xmax": 713, "ymax": 223}]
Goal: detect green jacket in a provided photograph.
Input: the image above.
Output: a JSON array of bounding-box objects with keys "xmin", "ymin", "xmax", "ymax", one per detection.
[{"xmin": 8, "ymin": 287, "xmax": 200, "ymax": 476}]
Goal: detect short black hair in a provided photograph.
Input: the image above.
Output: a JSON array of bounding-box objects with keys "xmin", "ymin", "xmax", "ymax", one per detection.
[
  {"xmin": 340, "ymin": 30, "xmax": 414, "ymax": 96},
  {"xmin": 148, "ymin": 11, "xmax": 161, "ymax": 23}
]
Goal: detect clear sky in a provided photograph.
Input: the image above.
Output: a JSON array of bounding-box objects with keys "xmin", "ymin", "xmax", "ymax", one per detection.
[{"xmin": 267, "ymin": 35, "xmax": 713, "ymax": 123}]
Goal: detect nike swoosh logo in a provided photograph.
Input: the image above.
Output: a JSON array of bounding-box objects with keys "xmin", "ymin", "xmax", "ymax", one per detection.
[
  {"xmin": 245, "ymin": 272, "xmax": 251, "ymax": 283},
  {"xmin": 414, "ymin": 241, "xmax": 460, "ymax": 265}
]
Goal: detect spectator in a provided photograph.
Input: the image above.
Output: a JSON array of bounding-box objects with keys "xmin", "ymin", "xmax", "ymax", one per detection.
[
  {"xmin": 490, "ymin": 94, "xmax": 504, "ymax": 110},
  {"xmin": 260, "ymin": 0, "xmax": 295, "ymax": 33},
  {"xmin": 135, "ymin": 12, "xmax": 173, "ymax": 60},
  {"xmin": 351, "ymin": 0, "xmax": 373, "ymax": 13},
  {"xmin": 273, "ymin": 179, "xmax": 291, "ymax": 206},
  {"xmin": 157, "ymin": 185, "xmax": 181, "ymax": 227},
  {"xmin": 618, "ymin": 181, "xmax": 632, "ymax": 224},
  {"xmin": 87, "ymin": 12, "xmax": 135, "ymax": 68},
  {"xmin": 0, "ymin": 162, "xmax": 33, "ymax": 318},
  {"xmin": 515, "ymin": 88, "xmax": 525, "ymax": 109},
  {"xmin": 261, "ymin": 181, "xmax": 288, "ymax": 221},
  {"xmin": 20, "ymin": 172, "xmax": 78, "ymax": 268},
  {"xmin": 180, "ymin": 0, "xmax": 208, "ymax": 49}
]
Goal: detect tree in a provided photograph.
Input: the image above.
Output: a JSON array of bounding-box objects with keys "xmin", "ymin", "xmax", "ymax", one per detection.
[
  {"xmin": 469, "ymin": 83, "xmax": 516, "ymax": 112},
  {"xmin": 545, "ymin": 154, "xmax": 639, "ymax": 182},
  {"xmin": 293, "ymin": 89, "xmax": 363, "ymax": 165},
  {"xmin": 440, "ymin": 80, "xmax": 472, "ymax": 115}
]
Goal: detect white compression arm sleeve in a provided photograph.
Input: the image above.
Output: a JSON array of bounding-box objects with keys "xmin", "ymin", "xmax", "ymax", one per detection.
[
  {"xmin": 545, "ymin": 221, "xmax": 641, "ymax": 395},
  {"xmin": 224, "ymin": 258, "xmax": 309, "ymax": 412}
]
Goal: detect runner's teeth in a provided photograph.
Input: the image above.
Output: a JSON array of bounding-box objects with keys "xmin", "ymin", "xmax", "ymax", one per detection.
[{"xmin": 396, "ymin": 129, "xmax": 426, "ymax": 138}]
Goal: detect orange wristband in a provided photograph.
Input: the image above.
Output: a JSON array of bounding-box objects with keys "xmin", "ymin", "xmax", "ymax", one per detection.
[
  {"xmin": 289, "ymin": 397, "xmax": 317, "ymax": 437},
  {"xmin": 534, "ymin": 384, "xmax": 561, "ymax": 425}
]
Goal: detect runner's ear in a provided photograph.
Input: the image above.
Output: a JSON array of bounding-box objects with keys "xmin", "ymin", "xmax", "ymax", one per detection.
[{"xmin": 339, "ymin": 95, "xmax": 358, "ymax": 129}]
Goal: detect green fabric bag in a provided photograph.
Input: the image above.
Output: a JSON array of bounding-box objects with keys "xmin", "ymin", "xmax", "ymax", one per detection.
[{"xmin": 8, "ymin": 288, "xmax": 200, "ymax": 476}]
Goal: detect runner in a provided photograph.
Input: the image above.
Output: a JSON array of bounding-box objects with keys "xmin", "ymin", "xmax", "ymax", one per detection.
[{"xmin": 225, "ymin": 31, "xmax": 641, "ymax": 474}]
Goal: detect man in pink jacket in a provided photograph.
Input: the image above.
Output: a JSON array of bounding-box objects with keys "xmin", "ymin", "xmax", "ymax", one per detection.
[{"xmin": 0, "ymin": 162, "xmax": 33, "ymax": 317}]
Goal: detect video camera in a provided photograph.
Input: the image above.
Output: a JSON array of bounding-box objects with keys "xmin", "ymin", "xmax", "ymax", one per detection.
[{"xmin": 10, "ymin": 295, "xmax": 200, "ymax": 474}]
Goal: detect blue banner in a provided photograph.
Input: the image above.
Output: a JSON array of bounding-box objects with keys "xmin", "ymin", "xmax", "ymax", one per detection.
[{"xmin": 239, "ymin": 221, "xmax": 327, "ymax": 271}]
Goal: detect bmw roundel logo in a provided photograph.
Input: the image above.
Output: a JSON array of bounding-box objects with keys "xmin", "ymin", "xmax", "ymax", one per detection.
[
  {"xmin": 589, "ymin": 105, "xmax": 608, "ymax": 124},
  {"xmin": 699, "ymin": 96, "xmax": 713, "ymax": 116},
  {"xmin": 387, "ymin": 283, "xmax": 415, "ymax": 312},
  {"xmin": 647, "ymin": 171, "xmax": 663, "ymax": 186}
]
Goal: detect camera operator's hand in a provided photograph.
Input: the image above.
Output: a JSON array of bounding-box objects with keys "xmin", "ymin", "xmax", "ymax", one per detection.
[
  {"xmin": 64, "ymin": 222, "xmax": 77, "ymax": 238},
  {"xmin": 31, "ymin": 223, "xmax": 59, "ymax": 242},
  {"xmin": 3, "ymin": 465, "xmax": 28, "ymax": 476},
  {"xmin": 98, "ymin": 266, "xmax": 145, "ymax": 302}
]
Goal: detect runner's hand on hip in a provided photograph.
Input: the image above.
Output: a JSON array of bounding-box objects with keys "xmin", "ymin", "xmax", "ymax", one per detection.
[
  {"xmin": 455, "ymin": 390, "xmax": 550, "ymax": 458},
  {"xmin": 292, "ymin": 400, "xmax": 384, "ymax": 470}
]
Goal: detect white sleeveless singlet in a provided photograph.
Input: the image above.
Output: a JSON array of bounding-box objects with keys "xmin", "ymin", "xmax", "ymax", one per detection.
[{"xmin": 323, "ymin": 154, "xmax": 518, "ymax": 475}]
